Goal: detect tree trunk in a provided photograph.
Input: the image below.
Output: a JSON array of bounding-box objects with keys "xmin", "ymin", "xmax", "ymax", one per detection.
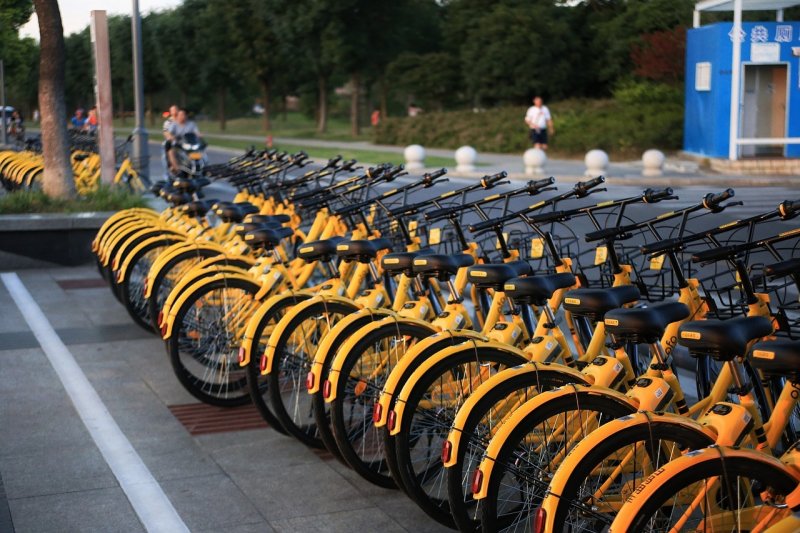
[
  {"xmin": 118, "ymin": 89, "xmax": 125, "ymax": 125},
  {"xmin": 218, "ymin": 87, "xmax": 226, "ymax": 132},
  {"xmin": 378, "ymin": 75, "xmax": 388, "ymax": 119},
  {"xmin": 33, "ymin": 0, "xmax": 74, "ymax": 199},
  {"xmin": 261, "ymin": 79, "xmax": 271, "ymax": 131},
  {"xmin": 316, "ymin": 75, "xmax": 327, "ymax": 134},
  {"xmin": 350, "ymin": 72, "xmax": 360, "ymax": 138}
]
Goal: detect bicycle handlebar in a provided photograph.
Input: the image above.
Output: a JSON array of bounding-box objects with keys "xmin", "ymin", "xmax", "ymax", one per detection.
[{"xmin": 702, "ymin": 188, "xmax": 734, "ymax": 211}]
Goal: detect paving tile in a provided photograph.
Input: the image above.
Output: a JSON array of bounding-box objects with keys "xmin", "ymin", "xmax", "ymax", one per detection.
[
  {"xmin": 159, "ymin": 473, "xmax": 263, "ymax": 532},
  {"xmin": 0, "ymin": 445, "xmax": 117, "ymax": 499},
  {"xmin": 8, "ymin": 486, "xmax": 145, "ymax": 533},
  {"xmin": 196, "ymin": 520, "xmax": 275, "ymax": 533},
  {"xmin": 269, "ymin": 506, "xmax": 404, "ymax": 533},
  {"xmin": 0, "ymin": 470, "xmax": 14, "ymax": 533}
]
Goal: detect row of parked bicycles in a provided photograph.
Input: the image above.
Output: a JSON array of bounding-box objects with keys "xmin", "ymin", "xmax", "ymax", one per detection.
[
  {"xmin": 0, "ymin": 131, "xmax": 146, "ymax": 194},
  {"xmin": 92, "ymin": 147, "xmax": 800, "ymax": 532}
]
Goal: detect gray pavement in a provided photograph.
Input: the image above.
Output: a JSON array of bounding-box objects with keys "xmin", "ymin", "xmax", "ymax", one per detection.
[{"xmin": 0, "ymin": 266, "xmax": 449, "ymax": 533}]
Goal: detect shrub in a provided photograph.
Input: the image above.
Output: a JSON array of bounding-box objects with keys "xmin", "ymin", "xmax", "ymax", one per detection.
[
  {"xmin": 373, "ymin": 94, "xmax": 683, "ymax": 159},
  {"xmin": 0, "ymin": 185, "xmax": 148, "ymax": 214}
]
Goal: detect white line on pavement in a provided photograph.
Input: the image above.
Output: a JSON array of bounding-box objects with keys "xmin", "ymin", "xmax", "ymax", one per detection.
[{"xmin": 1, "ymin": 273, "xmax": 189, "ymax": 533}]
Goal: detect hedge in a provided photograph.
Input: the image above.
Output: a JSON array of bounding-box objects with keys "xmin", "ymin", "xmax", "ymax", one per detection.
[{"xmin": 373, "ymin": 97, "xmax": 683, "ymax": 159}]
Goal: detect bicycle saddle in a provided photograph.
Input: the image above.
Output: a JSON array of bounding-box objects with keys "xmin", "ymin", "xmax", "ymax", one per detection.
[
  {"xmin": 336, "ymin": 238, "xmax": 393, "ymax": 263},
  {"xmin": 150, "ymin": 180, "xmax": 168, "ymax": 195},
  {"xmin": 164, "ymin": 191, "xmax": 191, "ymax": 206},
  {"xmin": 678, "ymin": 316, "xmax": 773, "ymax": 360},
  {"xmin": 234, "ymin": 221, "xmax": 284, "ymax": 237},
  {"xmin": 215, "ymin": 203, "xmax": 259, "ymax": 223},
  {"xmin": 604, "ymin": 302, "xmax": 690, "ymax": 344},
  {"xmin": 413, "ymin": 253, "xmax": 475, "ymax": 281},
  {"xmin": 562, "ymin": 285, "xmax": 641, "ymax": 321},
  {"xmin": 749, "ymin": 338, "xmax": 800, "ymax": 382},
  {"xmin": 183, "ymin": 200, "xmax": 212, "ymax": 218},
  {"xmin": 467, "ymin": 261, "xmax": 533, "ymax": 289},
  {"xmin": 504, "ymin": 272, "xmax": 576, "ymax": 307},
  {"xmin": 381, "ymin": 249, "xmax": 434, "ymax": 276},
  {"xmin": 244, "ymin": 226, "xmax": 294, "ymax": 250},
  {"xmin": 296, "ymin": 237, "xmax": 347, "ymax": 263},
  {"xmin": 244, "ymin": 213, "xmax": 291, "ymax": 225}
]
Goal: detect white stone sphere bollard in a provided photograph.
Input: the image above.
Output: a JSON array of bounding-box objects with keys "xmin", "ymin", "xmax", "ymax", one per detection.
[
  {"xmin": 523, "ymin": 148, "xmax": 547, "ymax": 176},
  {"xmin": 584, "ymin": 149, "xmax": 609, "ymax": 177},
  {"xmin": 404, "ymin": 144, "xmax": 426, "ymax": 171},
  {"xmin": 642, "ymin": 149, "xmax": 665, "ymax": 176},
  {"xmin": 455, "ymin": 146, "xmax": 477, "ymax": 172}
]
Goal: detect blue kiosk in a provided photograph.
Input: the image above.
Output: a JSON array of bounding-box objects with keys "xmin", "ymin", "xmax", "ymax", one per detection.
[{"xmin": 686, "ymin": 1, "xmax": 800, "ymax": 160}]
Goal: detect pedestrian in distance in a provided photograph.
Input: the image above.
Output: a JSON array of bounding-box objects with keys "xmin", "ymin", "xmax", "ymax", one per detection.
[
  {"xmin": 524, "ymin": 96, "xmax": 554, "ymax": 151},
  {"xmin": 69, "ymin": 108, "xmax": 87, "ymax": 129}
]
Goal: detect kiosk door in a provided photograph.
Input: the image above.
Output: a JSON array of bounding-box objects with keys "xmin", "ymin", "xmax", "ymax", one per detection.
[{"xmin": 741, "ymin": 64, "xmax": 788, "ymax": 157}]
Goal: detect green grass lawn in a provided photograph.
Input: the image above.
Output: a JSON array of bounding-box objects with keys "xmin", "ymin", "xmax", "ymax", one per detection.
[
  {"xmin": 115, "ymin": 111, "xmax": 373, "ymax": 142},
  {"xmin": 205, "ymin": 136, "xmax": 458, "ymax": 168}
]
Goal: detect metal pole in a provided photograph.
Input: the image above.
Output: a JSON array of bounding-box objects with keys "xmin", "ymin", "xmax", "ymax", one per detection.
[
  {"xmin": 131, "ymin": 0, "xmax": 149, "ymax": 179},
  {"xmin": 728, "ymin": 0, "xmax": 742, "ymax": 161},
  {"xmin": 0, "ymin": 60, "xmax": 7, "ymax": 146},
  {"xmin": 91, "ymin": 11, "xmax": 116, "ymax": 184}
]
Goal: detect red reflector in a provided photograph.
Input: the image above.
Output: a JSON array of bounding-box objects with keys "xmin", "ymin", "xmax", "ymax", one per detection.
[
  {"xmin": 160, "ymin": 323, "xmax": 167, "ymax": 337},
  {"xmin": 442, "ymin": 440, "xmax": 452, "ymax": 463},
  {"xmin": 322, "ymin": 380, "xmax": 332, "ymax": 398},
  {"xmin": 238, "ymin": 347, "xmax": 246, "ymax": 364},
  {"xmin": 157, "ymin": 311, "xmax": 164, "ymax": 327},
  {"xmin": 372, "ymin": 402, "xmax": 382, "ymax": 423},
  {"xmin": 115, "ymin": 270, "xmax": 123, "ymax": 283},
  {"xmin": 143, "ymin": 277, "xmax": 148, "ymax": 294},
  {"xmin": 260, "ymin": 353, "xmax": 268, "ymax": 372},
  {"xmin": 306, "ymin": 372, "xmax": 315, "ymax": 390},
  {"xmin": 387, "ymin": 410, "xmax": 397, "ymax": 431},
  {"xmin": 471, "ymin": 468, "xmax": 483, "ymax": 494},
  {"xmin": 532, "ymin": 507, "xmax": 547, "ymax": 533}
]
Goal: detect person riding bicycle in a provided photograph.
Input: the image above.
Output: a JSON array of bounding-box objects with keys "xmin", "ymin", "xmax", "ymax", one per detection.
[
  {"xmin": 161, "ymin": 104, "xmax": 178, "ymax": 178},
  {"xmin": 166, "ymin": 108, "xmax": 202, "ymax": 175}
]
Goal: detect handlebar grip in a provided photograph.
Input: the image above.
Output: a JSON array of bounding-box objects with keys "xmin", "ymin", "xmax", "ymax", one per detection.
[
  {"xmin": 703, "ymin": 188, "xmax": 734, "ymax": 210},
  {"xmin": 340, "ymin": 159, "xmax": 357, "ymax": 171},
  {"xmin": 526, "ymin": 210, "xmax": 566, "ymax": 225},
  {"xmin": 325, "ymin": 155, "xmax": 342, "ymax": 168},
  {"xmin": 424, "ymin": 168, "xmax": 448, "ymax": 182},
  {"xmin": 385, "ymin": 164, "xmax": 405, "ymax": 179},
  {"xmin": 585, "ymin": 226, "xmax": 623, "ymax": 243},
  {"xmin": 480, "ymin": 171, "xmax": 507, "ymax": 188},
  {"xmin": 575, "ymin": 176, "xmax": 606, "ymax": 197},
  {"xmin": 644, "ymin": 187, "xmax": 673, "ymax": 203},
  {"xmin": 778, "ymin": 199, "xmax": 800, "ymax": 219},
  {"xmin": 529, "ymin": 176, "xmax": 556, "ymax": 191},
  {"xmin": 424, "ymin": 207, "xmax": 450, "ymax": 222},
  {"xmin": 468, "ymin": 219, "xmax": 496, "ymax": 233}
]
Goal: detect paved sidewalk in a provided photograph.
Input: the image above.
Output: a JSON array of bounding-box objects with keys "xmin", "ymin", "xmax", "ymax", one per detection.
[
  {"xmin": 202, "ymin": 133, "xmax": 799, "ymax": 188},
  {"xmin": 0, "ymin": 266, "xmax": 448, "ymax": 533}
]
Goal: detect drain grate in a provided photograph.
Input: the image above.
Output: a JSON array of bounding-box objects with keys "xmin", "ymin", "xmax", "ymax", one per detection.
[
  {"xmin": 57, "ymin": 278, "xmax": 108, "ymax": 290},
  {"xmin": 168, "ymin": 403, "xmax": 269, "ymax": 435}
]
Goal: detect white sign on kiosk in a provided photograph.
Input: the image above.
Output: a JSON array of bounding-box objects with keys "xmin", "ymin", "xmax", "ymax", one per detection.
[{"xmin": 750, "ymin": 42, "xmax": 780, "ymax": 63}]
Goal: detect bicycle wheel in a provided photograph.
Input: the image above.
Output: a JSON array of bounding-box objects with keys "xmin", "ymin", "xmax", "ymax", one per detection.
[
  {"xmin": 395, "ymin": 348, "xmax": 529, "ymax": 528},
  {"xmin": 311, "ymin": 309, "xmax": 394, "ymax": 462},
  {"xmin": 168, "ymin": 277, "xmax": 260, "ymax": 406},
  {"xmin": 447, "ymin": 368, "xmax": 587, "ymax": 533},
  {"xmin": 121, "ymin": 237, "xmax": 182, "ymax": 333},
  {"xmin": 329, "ymin": 320, "xmax": 435, "ymax": 488},
  {"xmin": 244, "ymin": 292, "xmax": 312, "ymax": 435},
  {"xmin": 480, "ymin": 391, "xmax": 636, "ymax": 533},
  {"xmin": 548, "ymin": 415, "xmax": 715, "ymax": 532},
  {"xmin": 617, "ymin": 447, "xmax": 798, "ymax": 532},
  {"xmin": 268, "ymin": 300, "xmax": 359, "ymax": 448}
]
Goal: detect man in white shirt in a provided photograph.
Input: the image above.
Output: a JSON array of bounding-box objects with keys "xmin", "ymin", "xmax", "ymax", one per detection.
[{"xmin": 524, "ymin": 96, "xmax": 554, "ymax": 150}]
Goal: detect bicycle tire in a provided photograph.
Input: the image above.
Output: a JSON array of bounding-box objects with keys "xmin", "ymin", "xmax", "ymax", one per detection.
[
  {"xmin": 244, "ymin": 292, "xmax": 312, "ymax": 435},
  {"xmin": 480, "ymin": 391, "xmax": 636, "ymax": 532},
  {"xmin": 549, "ymin": 415, "xmax": 715, "ymax": 532},
  {"xmin": 168, "ymin": 276, "xmax": 259, "ymax": 406},
  {"xmin": 395, "ymin": 348, "xmax": 529, "ymax": 528},
  {"xmin": 268, "ymin": 300, "xmax": 359, "ymax": 448},
  {"xmin": 330, "ymin": 320, "xmax": 435, "ymax": 488},
  {"xmin": 447, "ymin": 367, "xmax": 588, "ymax": 532},
  {"xmin": 619, "ymin": 448, "xmax": 798, "ymax": 532},
  {"xmin": 121, "ymin": 237, "xmax": 182, "ymax": 333}
]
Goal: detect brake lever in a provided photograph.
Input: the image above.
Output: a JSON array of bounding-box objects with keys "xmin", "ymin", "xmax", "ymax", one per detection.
[
  {"xmin": 533, "ymin": 186, "xmax": 558, "ymax": 195},
  {"xmin": 587, "ymin": 188, "xmax": 607, "ymax": 195}
]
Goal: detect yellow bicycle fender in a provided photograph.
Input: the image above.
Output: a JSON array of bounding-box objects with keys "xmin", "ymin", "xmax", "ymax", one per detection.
[
  {"xmin": 444, "ymin": 361, "xmax": 587, "ymax": 468},
  {"xmin": 101, "ymin": 220, "xmax": 154, "ymax": 265},
  {"xmin": 238, "ymin": 290, "xmax": 314, "ymax": 366},
  {"xmin": 474, "ymin": 385, "xmax": 633, "ymax": 500},
  {"xmin": 336, "ymin": 319, "xmax": 458, "ymax": 411},
  {"xmin": 540, "ymin": 410, "xmax": 717, "ymax": 531},
  {"xmin": 162, "ymin": 272, "xmax": 259, "ymax": 339},
  {"xmin": 144, "ymin": 242, "xmax": 228, "ymax": 298},
  {"xmin": 111, "ymin": 226, "xmax": 179, "ymax": 271},
  {"xmin": 610, "ymin": 446, "xmax": 800, "ymax": 533},
  {"xmin": 389, "ymin": 339, "xmax": 528, "ymax": 436},
  {"xmin": 93, "ymin": 209, "xmax": 155, "ymax": 251},
  {"xmin": 116, "ymin": 234, "xmax": 185, "ymax": 284},
  {"xmin": 306, "ymin": 307, "xmax": 395, "ymax": 393},
  {"xmin": 260, "ymin": 294, "xmax": 359, "ymax": 375}
]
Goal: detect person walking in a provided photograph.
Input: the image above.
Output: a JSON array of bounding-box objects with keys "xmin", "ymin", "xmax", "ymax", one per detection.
[{"xmin": 524, "ymin": 96, "xmax": 554, "ymax": 150}]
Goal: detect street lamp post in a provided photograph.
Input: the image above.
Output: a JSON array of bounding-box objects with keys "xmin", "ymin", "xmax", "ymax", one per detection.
[
  {"xmin": 131, "ymin": 0, "xmax": 149, "ymax": 179},
  {"xmin": 0, "ymin": 60, "xmax": 7, "ymax": 146}
]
